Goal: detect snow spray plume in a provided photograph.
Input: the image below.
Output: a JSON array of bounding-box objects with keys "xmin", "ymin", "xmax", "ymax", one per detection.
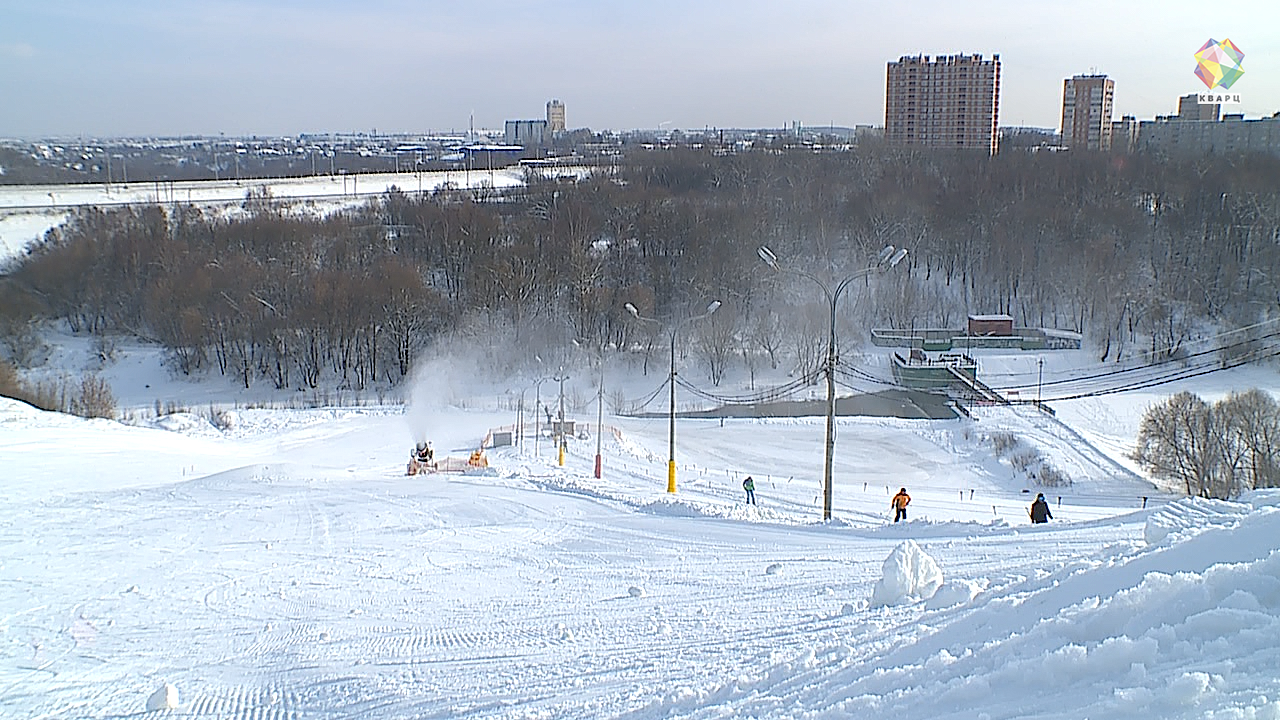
[
  {"xmin": 404, "ymin": 329, "xmax": 522, "ymax": 444},
  {"xmin": 405, "ymin": 347, "xmax": 474, "ymax": 445}
]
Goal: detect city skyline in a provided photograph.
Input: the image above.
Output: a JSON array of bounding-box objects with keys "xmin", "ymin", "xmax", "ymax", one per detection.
[{"xmin": 1, "ymin": 0, "xmax": 1278, "ymax": 138}]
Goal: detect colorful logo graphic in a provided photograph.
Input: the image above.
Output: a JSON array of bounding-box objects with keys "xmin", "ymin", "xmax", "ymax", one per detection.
[{"xmin": 1194, "ymin": 38, "xmax": 1245, "ymax": 89}]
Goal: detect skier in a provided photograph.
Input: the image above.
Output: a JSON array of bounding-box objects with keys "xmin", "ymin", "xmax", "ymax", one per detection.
[
  {"xmin": 891, "ymin": 487, "xmax": 911, "ymax": 522},
  {"xmin": 743, "ymin": 476, "xmax": 756, "ymax": 505},
  {"xmin": 1030, "ymin": 492, "xmax": 1053, "ymax": 524}
]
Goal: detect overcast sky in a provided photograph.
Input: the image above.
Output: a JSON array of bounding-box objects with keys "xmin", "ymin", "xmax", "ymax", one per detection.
[{"xmin": 1, "ymin": 0, "xmax": 1277, "ymax": 138}]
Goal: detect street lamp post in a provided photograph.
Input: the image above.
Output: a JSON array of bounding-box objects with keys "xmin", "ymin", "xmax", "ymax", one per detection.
[
  {"xmin": 595, "ymin": 344, "xmax": 606, "ymax": 479},
  {"xmin": 554, "ymin": 371, "xmax": 570, "ymax": 467},
  {"xmin": 757, "ymin": 244, "xmax": 908, "ymax": 521},
  {"xmin": 625, "ymin": 300, "xmax": 722, "ymax": 493},
  {"xmin": 515, "ymin": 388, "xmax": 525, "ymax": 451},
  {"xmin": 532, "ymin": 376, "xmax": 552, "ymax": 459}
]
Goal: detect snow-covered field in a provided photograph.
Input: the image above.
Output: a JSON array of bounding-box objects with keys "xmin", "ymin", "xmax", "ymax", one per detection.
[
  {"xmin": 0, "ymin": 166, "xmax": 561, "ymax": 264},
  {"xmin": 3, "ymin": 333, "xmax": 1280, "ymax": 718}
]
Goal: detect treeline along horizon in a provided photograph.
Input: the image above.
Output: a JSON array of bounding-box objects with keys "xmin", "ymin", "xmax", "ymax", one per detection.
[{"xmin": 2, "ymin": 147, "xmax": 1278, "ymax": 391}]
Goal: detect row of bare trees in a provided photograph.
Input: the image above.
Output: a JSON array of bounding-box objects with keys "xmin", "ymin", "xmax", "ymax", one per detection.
[
  {"xmin": 2, "ymin": 147, "xmax": 1278, "ymax": 393},
  {"xmin": 1132, "ymin": 389, "xmax": 1280, "ymax": 498}
]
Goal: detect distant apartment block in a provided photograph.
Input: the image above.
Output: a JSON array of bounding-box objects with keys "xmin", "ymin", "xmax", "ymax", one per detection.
[
  {"xmin": 1060, "ymin": 74, "xmax": 1114, "ymax": 150},
  {"xmin": 884, "ymin": 53, "xmax": 1001, "ymax": 154},
  {"xmin": 546, "ymin": 100, "xmax": 566, "ymax": 135},
  {"xmin": 1177, "ymin": 93, "xmax": 1220, "ymax": 122},
  {"xmin": 1110, "ymin": 115, "xmax": 1139, "ymax": 153},
  {"xmin": 1139, "ymin": 113, "xmax": 1280, "ymax": 156},
  {"xmin": 504, "ymin": 119, "xmax": 547, "ymax": 147}
]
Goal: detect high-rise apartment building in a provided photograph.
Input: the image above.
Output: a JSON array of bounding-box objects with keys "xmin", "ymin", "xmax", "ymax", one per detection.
[
  {"xmin": 884, "ymin": 53, "xmax": 1001, "ymax": 154},
  {"xmin": 1060, "ymin": 74, "xmax": 1115, "ymax": 150},
  {"xmin": 546, "ymin": 99, "xmax": 566, "ymax": 135}
]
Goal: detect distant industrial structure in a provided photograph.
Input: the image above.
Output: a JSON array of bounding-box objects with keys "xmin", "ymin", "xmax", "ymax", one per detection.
[
  {"xmin": 504, "ymin": 119, "xmax": 547, "ymax": 148},
  {"xmin": 546, "ymin": 99, "xmax": 566, "ymax": 135},
  {"xmin": 1060, "ymin": 74, "xmax": 1114, "ymax": 151},
  {"xmin": 502, "ymin": 100, "xmax": 567, "ymax": 150},
  {"xmin": 884, "ymin": 53, "xmax": 1001, "ymax": 154}
]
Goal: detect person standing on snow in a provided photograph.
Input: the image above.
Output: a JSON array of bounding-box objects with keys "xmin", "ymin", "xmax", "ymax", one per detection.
[
  {"xmin": 1030, "ymin": 493, "xmax": 1053, "ymax": 524},
  {"xmin": 891, "ymin": 487, "xmax": 911, "ymax": 522},
  {"xmin": 743, "ymin": 476, "xmax": 756, "ymax": 505}
]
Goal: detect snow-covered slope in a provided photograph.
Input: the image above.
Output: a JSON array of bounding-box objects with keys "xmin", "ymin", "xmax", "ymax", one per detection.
[{"xmin": 2, "ymin": 390, "xmax": 1278, "ymax": 718}]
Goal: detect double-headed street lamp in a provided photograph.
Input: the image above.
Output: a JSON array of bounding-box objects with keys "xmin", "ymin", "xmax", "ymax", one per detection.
[
  {"xmin": 757, "ymin": 244, "xmax": 908, "ymax": 521},
  {"xmin": 625, "ymin": 300, "xmax": 722, "ymax": 493},
  {"xmin": 531, "ymin": 375, "xmax": 554, "ymax": 458}
]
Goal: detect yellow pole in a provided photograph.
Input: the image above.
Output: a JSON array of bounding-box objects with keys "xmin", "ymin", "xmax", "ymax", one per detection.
[{"xmin": 667, "ymin": 460, "xmax": 676, "ymax": 493}]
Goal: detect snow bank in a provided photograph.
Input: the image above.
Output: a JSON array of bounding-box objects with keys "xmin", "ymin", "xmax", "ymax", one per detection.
[
  {"xmin": 688, "ymin": 497, "xmax": 1280, "ymax": 719},
  {"xmin": 1144, "ymin": 496, "xmax": 1248, "ymax": 545},
  {"xmin": 870, "ymin": 539, "xmax": 944, "ymax": 607}
]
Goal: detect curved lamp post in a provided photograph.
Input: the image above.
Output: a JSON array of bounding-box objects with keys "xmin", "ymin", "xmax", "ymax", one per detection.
[
  {"xmin": 625, "ymin": 300, "xmax": 722, "ymax": 493},
  {"xmin": 757, "ymin": 244, "xmax": 907, "ymax": 521}
]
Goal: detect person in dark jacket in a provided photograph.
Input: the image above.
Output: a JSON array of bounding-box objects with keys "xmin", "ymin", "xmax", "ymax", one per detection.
[
  {"xmin": 1030, "ymin": 493, "xmax": 1053, "ymax": 524},
  {"xmin": 743, "ymin": 476, "xmax": 756, "ymax": 505},
  {"xmin": 891, "ymin": 487, "xmax": 911, "ymax": 522}
]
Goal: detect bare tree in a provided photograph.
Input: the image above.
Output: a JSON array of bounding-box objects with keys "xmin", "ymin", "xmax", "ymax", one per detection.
[
  {"xmin": 1216, "ymin": 389, "xmax": 1280, "ymax": 490},
  {"xmin": 1131, "ymin": 392, "xmax": 1219, "ymax": 497},
  {"xmin": 750, "ymin": 311, "xmax": 786, "ymax": 370},
  {"xmin": 694, "ymin": 302, "xmax": 739, "ymax": 386}
]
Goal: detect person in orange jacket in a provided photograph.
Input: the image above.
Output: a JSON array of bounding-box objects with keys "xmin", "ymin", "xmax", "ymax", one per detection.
[{"xmin": 891, "ymin": 487, "xmax": 911, "ymax": 522}]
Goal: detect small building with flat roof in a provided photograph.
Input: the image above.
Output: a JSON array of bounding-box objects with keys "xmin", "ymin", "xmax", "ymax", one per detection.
[{"xmin": 967, "ymin": 314, "xmax": 1014, "ymax": 336}]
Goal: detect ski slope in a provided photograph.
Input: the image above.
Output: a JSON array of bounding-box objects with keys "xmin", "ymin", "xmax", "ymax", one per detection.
[{"xmin": 3, "ymin": 371, "xmax": 1280, "ymax": 718}]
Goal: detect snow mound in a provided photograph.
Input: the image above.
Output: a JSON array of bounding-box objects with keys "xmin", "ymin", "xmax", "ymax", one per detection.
[
  {"xmin": 146, "ymin": 682, "xmax": 179, "ymax": 710},
  {"xmin": 0, "ymin": 396, "xmax": 77, "ymax": 428},
  {"xmin": 152, "ymin": 412, "xmax": 222, "ymax": 437},
  {"xmin": 870, "ymin": 539, "xmax": 943, "ymax": 608},
  {"xmin": 925, "ymin": 577, "xmax": 986, "ymax": 609}
]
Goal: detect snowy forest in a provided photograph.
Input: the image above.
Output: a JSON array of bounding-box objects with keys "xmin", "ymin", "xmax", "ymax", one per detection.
[{"xmin": 2, "ymin": 147, "xmax": 1279, "ymax": 392}]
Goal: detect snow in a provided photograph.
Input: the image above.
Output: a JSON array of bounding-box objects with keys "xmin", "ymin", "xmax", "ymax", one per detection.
[
  {"xmin": 2, "ymin": 337, "xmax": 1279, "ymax": 718},
  {"xmin": 0, "ymin": 209, "xmax": 62, "ymax": 265},
  {"xmin": 869, "ymin": 540, "xmax": 944, "ymax": 607},
  {"xmin": 0, "ymin": 166, "xmax": 583, "ymax": 266}
]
